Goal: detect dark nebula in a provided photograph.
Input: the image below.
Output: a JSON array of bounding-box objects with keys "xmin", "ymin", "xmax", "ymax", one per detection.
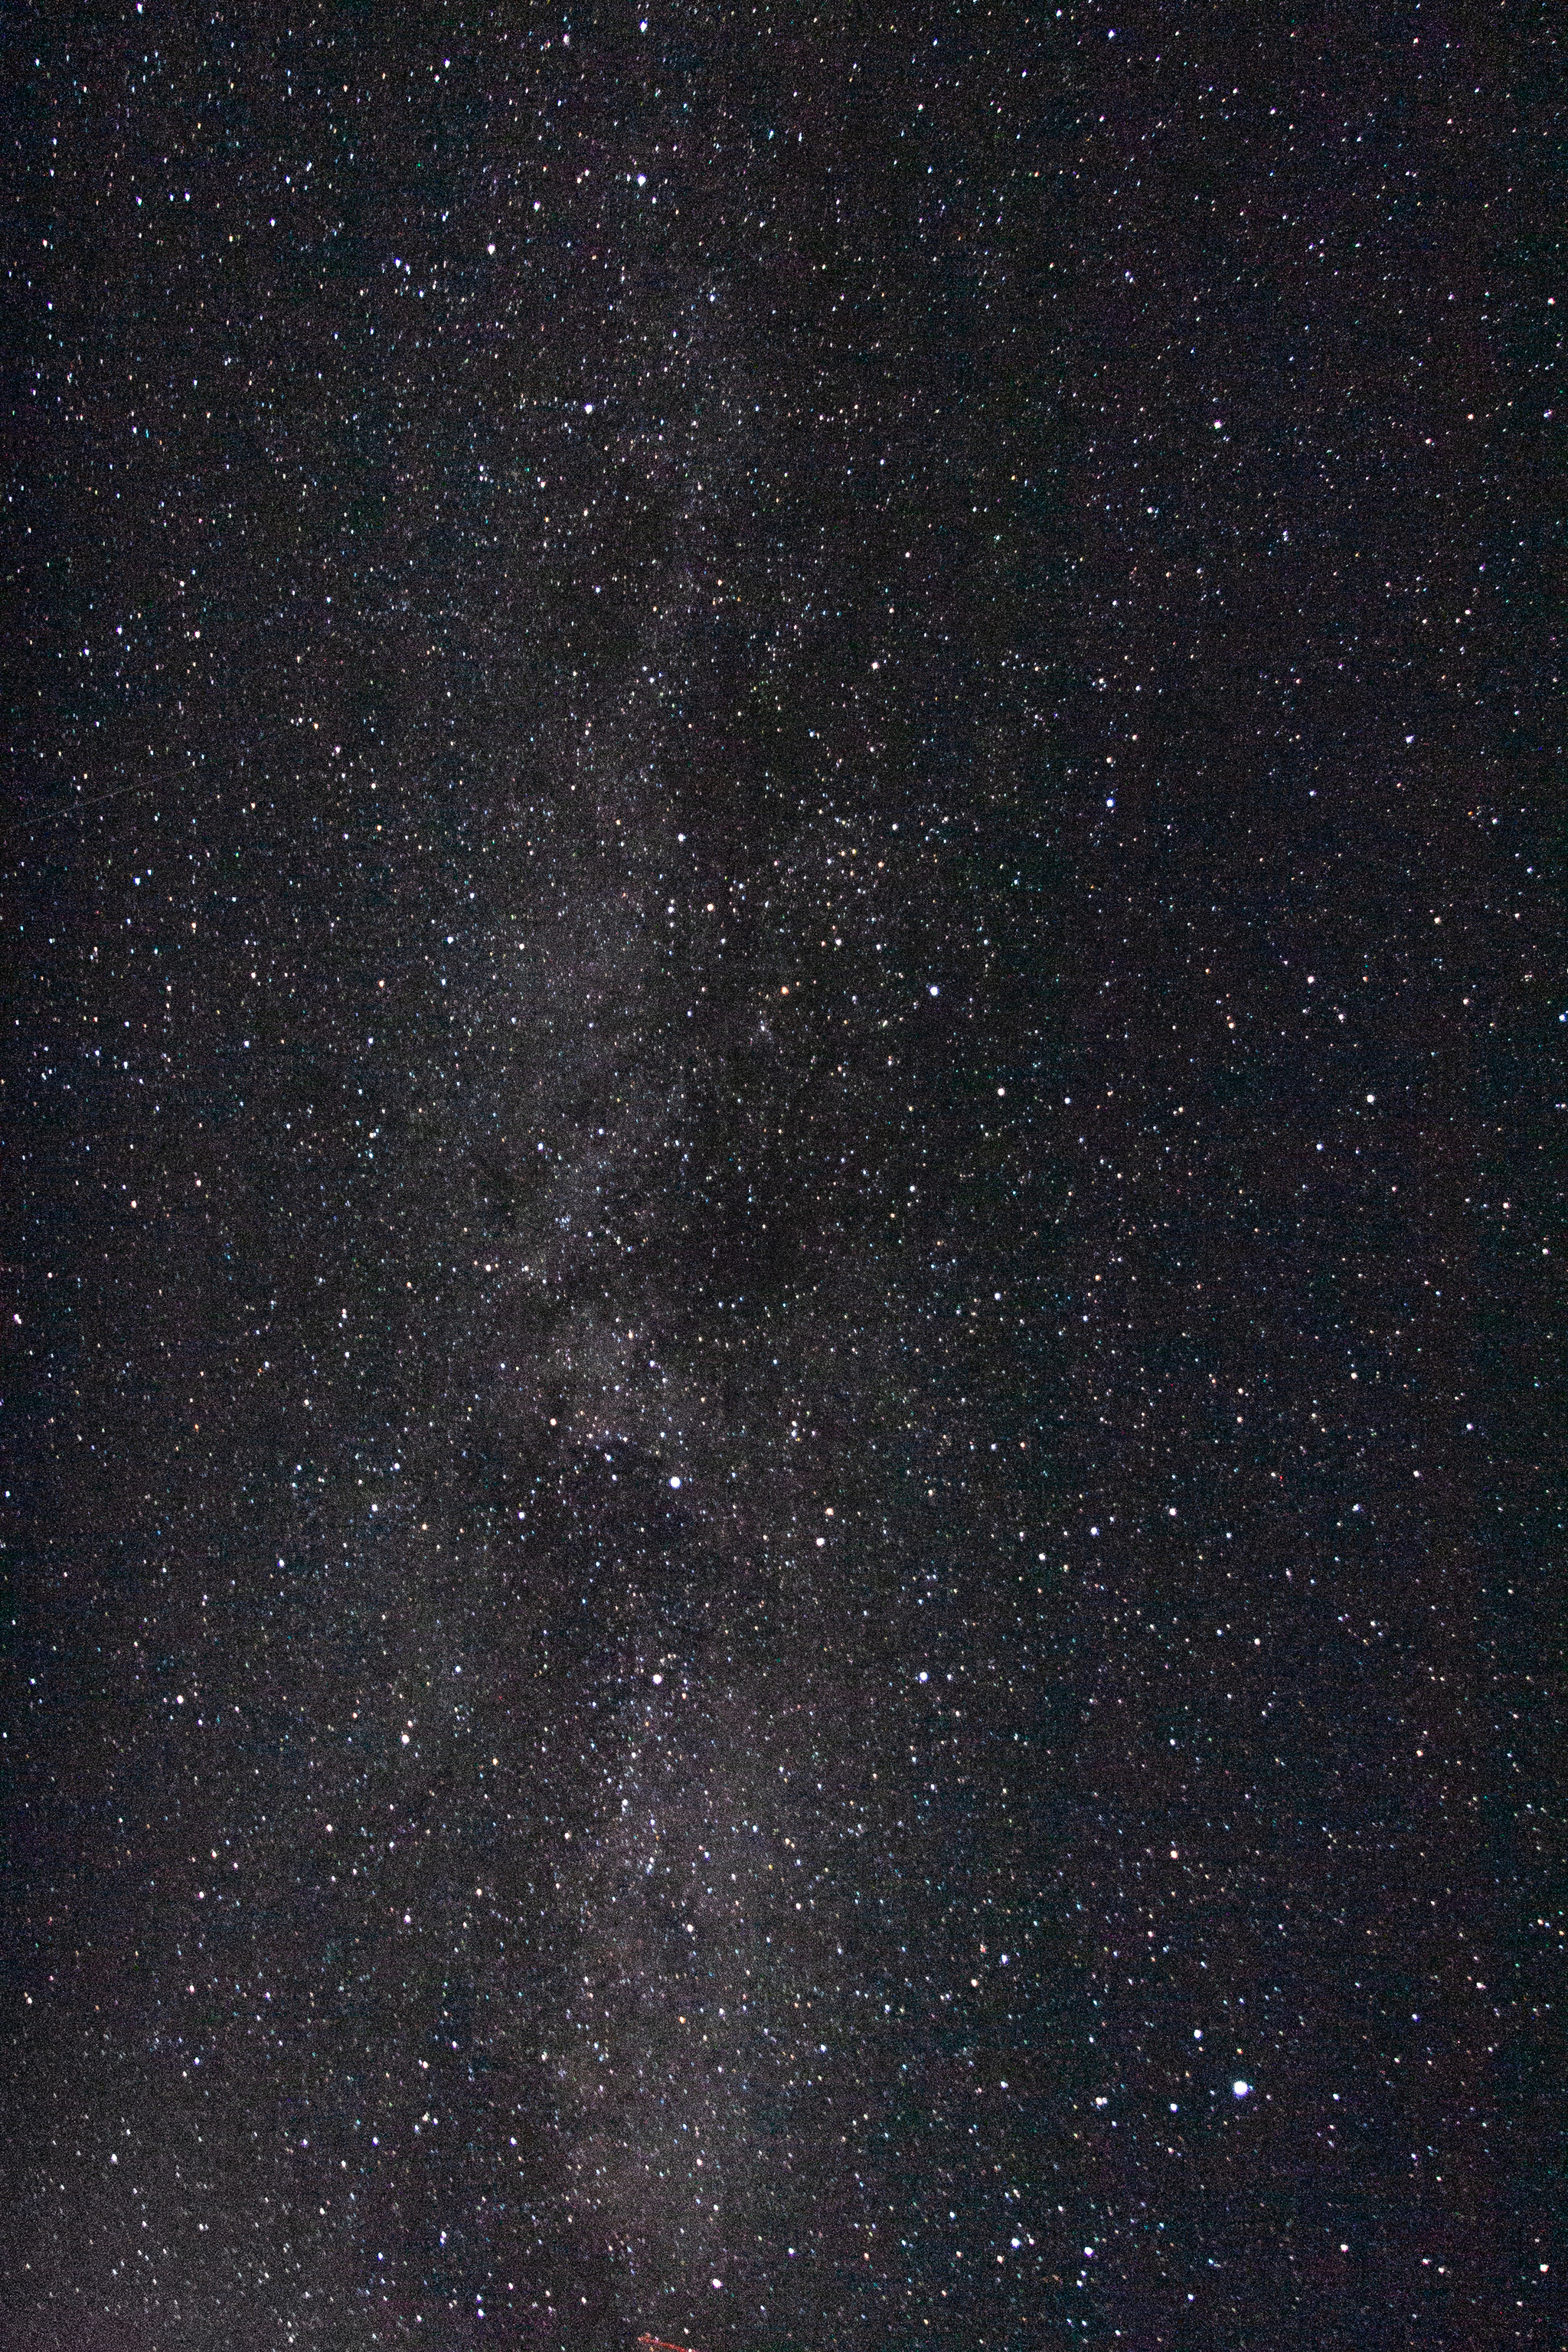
[{"xmin": 2, "ymin": 5, "xmax": 1559, "ymax": 2349}]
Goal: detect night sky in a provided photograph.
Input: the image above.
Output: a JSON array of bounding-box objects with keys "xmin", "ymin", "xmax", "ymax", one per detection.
[{"xmin": 2, "ymin": 4, "xmax": 1561, "ymax": 2348}]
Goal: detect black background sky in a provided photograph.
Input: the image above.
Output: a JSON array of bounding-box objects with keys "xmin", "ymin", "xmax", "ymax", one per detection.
[{"xmin": 2, "ymin": 3, "xmax": 1561, "ymax": 2347}]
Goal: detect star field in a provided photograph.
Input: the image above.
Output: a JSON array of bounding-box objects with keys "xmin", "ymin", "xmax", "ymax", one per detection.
[{"xmin": 2, "ymin": 5, "xmax": 1560, "ymax": 2349}]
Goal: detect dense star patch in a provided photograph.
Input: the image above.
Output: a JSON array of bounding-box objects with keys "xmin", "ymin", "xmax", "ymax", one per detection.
[{"xmin": 2, "ymin": 5, "xmax": 1558, "ymax": 2350}]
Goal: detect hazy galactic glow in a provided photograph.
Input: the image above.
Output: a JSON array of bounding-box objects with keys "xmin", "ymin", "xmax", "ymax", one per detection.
[{"xmin": 2, "ymin": 8, "xmax": 1552, "ymax": 2350}]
